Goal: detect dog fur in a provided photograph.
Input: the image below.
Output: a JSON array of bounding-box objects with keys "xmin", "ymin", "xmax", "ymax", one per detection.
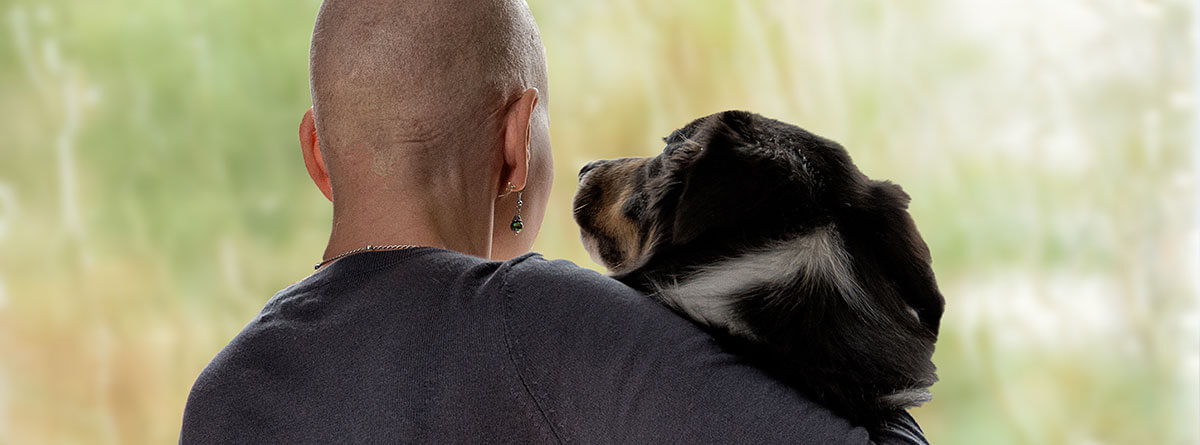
[{"xmin": 572, "ymin": 110, "xmax": 945, "ymax": 428}]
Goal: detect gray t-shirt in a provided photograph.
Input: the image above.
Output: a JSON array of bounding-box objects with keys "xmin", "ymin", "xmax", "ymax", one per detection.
[{"xmin": 181, "ymin": 247, "xmax": 928, "ymax": 444}]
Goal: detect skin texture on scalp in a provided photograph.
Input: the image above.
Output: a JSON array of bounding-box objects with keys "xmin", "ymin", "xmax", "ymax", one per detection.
[
  {"xmin": 303, "ymin": 0, "xmax": 554, "ymax": 261},
  {"xmin": 311, "ymin": 0, "xmax": 547, "ymax": 181}
]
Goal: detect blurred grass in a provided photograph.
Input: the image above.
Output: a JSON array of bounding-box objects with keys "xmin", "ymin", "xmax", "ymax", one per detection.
[{"xmin": 0, "ymin": 0, "xmax": 1196, "ymax": 443}]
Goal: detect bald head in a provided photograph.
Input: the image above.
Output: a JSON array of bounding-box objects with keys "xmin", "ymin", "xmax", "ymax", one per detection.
[{"xmin": 309, "ymin": 0, "xmax": 548, "ymax": 179}]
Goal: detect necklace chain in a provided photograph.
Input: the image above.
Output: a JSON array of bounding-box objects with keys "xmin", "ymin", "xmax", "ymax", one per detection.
[{"xmin": 314, "ymin": 244, "xmax": 420, "ymax": 270}]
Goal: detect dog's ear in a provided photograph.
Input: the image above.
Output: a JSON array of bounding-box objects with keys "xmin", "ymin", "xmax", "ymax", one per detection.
[
  {"xmin": 670, "ymin": 112, "xmax": 788, "ymax": 244},
  {"xmin": 849, "ymin": 181, "xmax": 945, "ymax": 335}
]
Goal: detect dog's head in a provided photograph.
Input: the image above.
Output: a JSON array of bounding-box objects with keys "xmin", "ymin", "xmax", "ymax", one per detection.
[{"xmin": 572, "ymin": 110, "xmax": 944, "ymax": 336}]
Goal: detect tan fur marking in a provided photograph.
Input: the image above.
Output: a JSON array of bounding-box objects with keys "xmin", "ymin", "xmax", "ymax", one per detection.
[{"xmin": 588, "ymin": 159, "xmax": 651, "ymax": 272}]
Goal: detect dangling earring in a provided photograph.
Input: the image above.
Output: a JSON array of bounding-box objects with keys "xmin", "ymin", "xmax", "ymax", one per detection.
[{"xmin": 510, "ymin": 191, "xmax": 524, "ymax": 234}]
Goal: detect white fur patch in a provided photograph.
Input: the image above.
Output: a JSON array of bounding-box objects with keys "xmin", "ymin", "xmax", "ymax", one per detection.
[
  {"xmin": 880, "ymin": 387, "xmax": 933, "ymax": 409},
  {"xmin": 653, "ymin": 225, "xmax": 875, "ymax": 337}
]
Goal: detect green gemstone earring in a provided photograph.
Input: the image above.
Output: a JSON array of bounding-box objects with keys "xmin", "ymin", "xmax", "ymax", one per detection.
[{"xmin": 510, "ymin": 191, "xmax": 524, "ymax": 234}]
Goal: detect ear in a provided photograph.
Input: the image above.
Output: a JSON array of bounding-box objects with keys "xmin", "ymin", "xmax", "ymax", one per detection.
[
  {"xmin": 856, "ymin": 181, "xmax": 945, "ymax": 335},
  {"xmin": 498, "ymin": 88, "xmax": 539, "ymax": 195},
  {"xmin": 299, "ymin": 108, "xmax": 333, "ymax": 202},
  {"xmin": 670, "ymin": 113, "xmax": 784, "ymax": 244}
]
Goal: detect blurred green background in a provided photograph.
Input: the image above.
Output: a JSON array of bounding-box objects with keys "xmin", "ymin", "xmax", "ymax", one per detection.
[{"xmin": 0, "ymin": 0, "xmax": 1196, "ymax": 443}]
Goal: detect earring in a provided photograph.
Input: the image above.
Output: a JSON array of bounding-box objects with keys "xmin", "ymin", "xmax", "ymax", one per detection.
[{"xmin": 510, "ymin": 191, "xmax": 524, "ymax": 234}]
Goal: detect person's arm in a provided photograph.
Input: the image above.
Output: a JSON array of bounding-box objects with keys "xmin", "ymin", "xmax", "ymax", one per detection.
[{"xmin": 499, "ymin": 256, "xmax": 929, "ymax": 444}]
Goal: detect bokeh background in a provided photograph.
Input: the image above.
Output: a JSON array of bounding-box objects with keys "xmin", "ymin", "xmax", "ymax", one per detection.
[{"xmin": 0, "ymin": 0, "xmax": 1196, "ymax": 443}]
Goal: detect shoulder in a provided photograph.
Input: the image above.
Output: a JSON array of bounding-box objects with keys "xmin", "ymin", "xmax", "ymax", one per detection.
[
  {"xmin": 498, "ymin": 253, "xmax": 679, "ymax": 342},
  {"xmin": 502, "ymin": 253, "xmax": 634, "ymax": 296},
  {"xmin": 496, "ymin": 254, "xmax": 873, "ymax": 443}
]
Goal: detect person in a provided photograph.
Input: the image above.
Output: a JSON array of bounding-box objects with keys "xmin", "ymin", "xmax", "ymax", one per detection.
[{"xmin": 179, "ymin": 0, "xmax": 930, "ymax": 443}]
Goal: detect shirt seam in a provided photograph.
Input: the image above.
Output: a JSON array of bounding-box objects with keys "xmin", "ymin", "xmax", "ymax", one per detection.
[
  {"xmin": 498, "ymin": 257, "xmax": 568, "ymax": 444},
  {"xmin": 295, "ymin": 249, "xmax": 444, "ymax": 294},
  {"xmin": 261, "ymin": 249, "xmax": 442, "ymax": 316}
]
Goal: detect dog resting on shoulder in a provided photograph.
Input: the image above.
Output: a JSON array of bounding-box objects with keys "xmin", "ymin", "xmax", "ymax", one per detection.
[{"xmin": 571, "ymin": 110, "xmax": 945, "ymax": 429}]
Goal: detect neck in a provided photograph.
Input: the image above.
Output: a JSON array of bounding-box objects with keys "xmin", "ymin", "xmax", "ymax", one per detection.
[{"xmin": 322, "ymin": 183, "xmax": 495, "ymax": 265}]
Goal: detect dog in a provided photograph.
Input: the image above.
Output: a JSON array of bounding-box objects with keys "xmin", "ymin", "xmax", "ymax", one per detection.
[{"xmin": 572, "ymin": 110, "xmax": 945, "ymax": 428}]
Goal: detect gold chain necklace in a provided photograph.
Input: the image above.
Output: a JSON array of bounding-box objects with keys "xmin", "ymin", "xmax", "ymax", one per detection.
[{"xmin": 314, "ymin": 244, "xmax": 420, "ymax": 270}]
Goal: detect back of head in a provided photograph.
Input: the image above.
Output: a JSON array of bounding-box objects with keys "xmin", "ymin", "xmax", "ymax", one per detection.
[{"xmin": 310, "ymin": 0, "xmax": 547, "ymax": 185}]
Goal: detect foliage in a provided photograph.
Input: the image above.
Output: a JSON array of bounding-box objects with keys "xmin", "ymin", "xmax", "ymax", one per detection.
[{"xmin": 0, "ymin": 0, "xmax": 1195, "ymax": 443}]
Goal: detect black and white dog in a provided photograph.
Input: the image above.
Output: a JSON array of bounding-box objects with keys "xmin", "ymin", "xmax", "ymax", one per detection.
[{"xmin": 572, "ymin": 110, "xmax": 945, "ymax": 428}]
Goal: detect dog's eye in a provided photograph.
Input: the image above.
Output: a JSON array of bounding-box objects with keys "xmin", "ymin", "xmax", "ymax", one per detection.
[{"xmin": 622, "ymin": 193, "xmax": 647, "ymax": 220}]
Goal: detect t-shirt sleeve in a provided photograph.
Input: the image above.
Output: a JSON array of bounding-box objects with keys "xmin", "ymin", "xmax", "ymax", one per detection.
[{"xmin": 498, "ymin": 255, "xmax": 925, "ymax": 444}]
